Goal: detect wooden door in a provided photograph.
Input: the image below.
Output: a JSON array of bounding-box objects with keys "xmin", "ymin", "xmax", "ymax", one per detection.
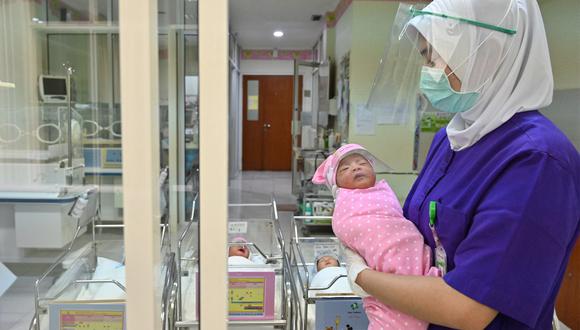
[
  {"xmin": 556, "ymin": 242, "xmax": 580, "ymax": 329},
  {"xmin": 242, "ymin": 75, "xmax": 301, "ymax": 171}
]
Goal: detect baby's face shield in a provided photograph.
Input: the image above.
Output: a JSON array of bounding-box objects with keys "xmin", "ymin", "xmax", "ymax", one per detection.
[
  {"xmin": 339, "ymin": 149, "xmax": 392, "ymax": 175},
  {"xmin": 399, "ymin": 0, "xmax": 518, "ymax": 93}
]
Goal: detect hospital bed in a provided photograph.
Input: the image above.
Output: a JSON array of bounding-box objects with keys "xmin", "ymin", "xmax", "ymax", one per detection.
[
  {"xmin": 290, "ymin": 216, "xmax": 368, "ymax": 330},
  {"xmin": 175, "ymin": 197, "xmax": 296, "ymax": 329},
  {"xmin": 29, "ymin": 169, "xmax": 177, "ymax": 330}
]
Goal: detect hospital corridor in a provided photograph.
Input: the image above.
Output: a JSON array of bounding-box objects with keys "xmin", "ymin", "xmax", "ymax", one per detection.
[{"xmin": 0, "ymin": 0, "xmax": 579, "ymax": 330}]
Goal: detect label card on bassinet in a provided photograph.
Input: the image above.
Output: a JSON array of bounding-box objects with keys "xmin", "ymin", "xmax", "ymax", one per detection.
[
  {"xmin": 228, "ymin": 222, "xmax": 248, "ymax": 234},
  {"xmin": 49, "ymin": 302, "xmax": 125, "ymax": 330},
  {"xmin": 314, "ymin": 243, "xmax": 340, "ymax": 258}
]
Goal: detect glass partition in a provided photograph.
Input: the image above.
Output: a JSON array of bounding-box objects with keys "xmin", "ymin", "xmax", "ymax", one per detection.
[{"xmin": 0, "ymin": 0, "xmax": 199, "ymax": 329}]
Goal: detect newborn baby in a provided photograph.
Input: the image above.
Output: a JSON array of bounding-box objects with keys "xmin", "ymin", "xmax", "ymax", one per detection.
[
  {"xmin": 313, "ymin": 144, "xmax": 439, "ymax": 330},
  {"xmin": 228, "ymin": 237, "xmax": 266, "ymax": 265},
  {"xmin": 309, "ymin": 254, "xmax": 352, "ymax": 296}
]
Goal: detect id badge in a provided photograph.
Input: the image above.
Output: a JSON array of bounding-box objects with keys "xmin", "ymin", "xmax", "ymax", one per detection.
[
  {"xmin": 434, "ymin": 244, "xmax": 447, "ymax": 276},
  {"xmin": 429, "ymin": 201, "xmax": 447, "ymax": 275}
]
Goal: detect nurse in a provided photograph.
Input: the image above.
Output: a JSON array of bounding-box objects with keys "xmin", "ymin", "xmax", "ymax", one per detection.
[{"xmin": 346, "ymin": 0, "xmax": 580, "ymax": 329}]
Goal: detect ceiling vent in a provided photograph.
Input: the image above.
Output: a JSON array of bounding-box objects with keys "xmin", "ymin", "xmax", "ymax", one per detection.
[{"xmin": 311, "ymin": 14, "xmax": 322, "ymax": 21}]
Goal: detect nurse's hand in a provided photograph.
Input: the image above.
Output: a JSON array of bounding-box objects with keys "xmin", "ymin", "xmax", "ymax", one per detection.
[{"xmin": 344, "ymin": 248, "xmax": 370, "ymax": 298}]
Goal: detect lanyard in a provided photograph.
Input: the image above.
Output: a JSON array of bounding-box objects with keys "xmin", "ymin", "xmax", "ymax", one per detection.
[{"xmin": 429, "ymin": 201, "xmax": 447, "ymax": 275}]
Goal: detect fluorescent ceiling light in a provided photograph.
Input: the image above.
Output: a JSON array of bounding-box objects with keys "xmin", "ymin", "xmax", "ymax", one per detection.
[
  {"xmin": 0, "ymin": 81, "xmax": 15, "ymax": 88},
  {"xmin": 273, "ymin": 30, "xmax": 284, "ymax": 38}
]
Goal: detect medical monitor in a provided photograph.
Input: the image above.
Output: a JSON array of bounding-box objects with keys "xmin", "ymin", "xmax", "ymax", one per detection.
[{"xmin": 39, "ymin": 75, "xmax": 68, "ymax": 103}]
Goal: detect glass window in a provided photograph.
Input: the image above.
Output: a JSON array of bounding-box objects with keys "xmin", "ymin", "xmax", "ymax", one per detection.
[
  {"xmin": 0, "ymin": 0, "xmax": 200, "ymax": 328},
  {"xmin": 247, "ymin": 80, "xmax": 259, "ymax": 121},
  {"xmin": 46, "ymin": 0, "xmax": 111, "ymax": 23}
]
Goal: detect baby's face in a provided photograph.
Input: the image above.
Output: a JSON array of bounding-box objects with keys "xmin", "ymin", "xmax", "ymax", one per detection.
[
  {"xmin": 336, "ymin": 154, "xmax": 376, "ymax": 189},
  {"xmin": 229, "ymin": 244, "xmax": 250, "ymax": 258},
  {"xmin": 317, "ymin": 256, "xmax": 339, "ymax": 271}
]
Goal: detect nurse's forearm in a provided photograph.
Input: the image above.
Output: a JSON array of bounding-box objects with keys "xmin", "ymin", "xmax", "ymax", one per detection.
[{"xmin": 357, "ymin": 269, "xmax": 498, "ymax": 329}]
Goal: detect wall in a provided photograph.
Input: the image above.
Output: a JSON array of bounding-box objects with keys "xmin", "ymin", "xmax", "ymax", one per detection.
[
  {"xmin": 540, "ymin": 0, "xmax": 580, "ymax": 90},
  {"xmin": 539, "ymin": 0, "xmax": 580, "ymax": 149},
  {"xmin": 347, "ymin": 1, "xmax": 417, "ymax": 202},
  {"xmin": 334, "ymin": 4, "xmax": 353, "ymax": 76}
]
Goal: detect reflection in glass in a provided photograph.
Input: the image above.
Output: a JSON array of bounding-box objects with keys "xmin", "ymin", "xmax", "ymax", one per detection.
[
  {"xmin": 1, "ymin": 0, "xmax": 198, "ymax": 329},
  {"xmin": 46, "ymin": 0, "xmax": 111, "ymax": 23}
]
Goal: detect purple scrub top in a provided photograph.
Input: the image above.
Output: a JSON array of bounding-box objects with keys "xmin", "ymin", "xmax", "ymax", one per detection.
[{"xmin": 403, "ymin": 111, "xmax": 580, "ymax": 329}]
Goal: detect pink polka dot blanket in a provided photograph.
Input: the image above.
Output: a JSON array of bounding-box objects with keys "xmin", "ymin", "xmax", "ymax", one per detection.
[{"xmin": 333, "ymin": 180, "xmax": 439, "ymax": 330}]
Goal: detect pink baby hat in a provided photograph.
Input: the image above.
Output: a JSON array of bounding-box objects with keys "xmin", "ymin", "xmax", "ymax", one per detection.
[{"xmin": 312, "ymin": 144, "xmax": 381, "ymax": 196}]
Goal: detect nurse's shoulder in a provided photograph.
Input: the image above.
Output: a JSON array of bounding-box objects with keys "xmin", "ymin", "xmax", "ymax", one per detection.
[{"xmin": 513, "ymin": 111, "xmax": 580, "ymax": 176}]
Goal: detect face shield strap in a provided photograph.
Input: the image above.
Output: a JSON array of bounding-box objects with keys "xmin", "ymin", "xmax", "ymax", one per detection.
[{"xmin": 409, "ymin": 7, "xmax": 517, "ymax": 36}]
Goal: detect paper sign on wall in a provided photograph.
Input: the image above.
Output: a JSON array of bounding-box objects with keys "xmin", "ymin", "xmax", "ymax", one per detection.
[{"xmin": 355, "ymin": 104, "xmax": 375, "ymax": 135}]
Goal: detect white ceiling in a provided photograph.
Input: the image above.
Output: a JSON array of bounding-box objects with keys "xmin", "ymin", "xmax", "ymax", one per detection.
[{"xmin": 229, "ymin": 0, "xmax": 340, "ymax": 50}]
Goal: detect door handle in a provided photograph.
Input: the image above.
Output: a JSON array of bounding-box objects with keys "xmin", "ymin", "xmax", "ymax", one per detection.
[{"xmin": 263, "ymin": 123, "xmax": 271, "ymax": 128}]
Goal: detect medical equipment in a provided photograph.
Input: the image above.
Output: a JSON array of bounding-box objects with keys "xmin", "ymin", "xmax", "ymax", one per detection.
[
  {"xmin": 175, "ymin": 197, "xmax": 296, "ymax": 329},
  {"xmin": 296, "ymin": 194, "xmax": 334, "ymax": 236},
  {"xmin": 290, "ymin": 216, "xmax": 368, "ymax": 330},
  {"xmin": 0, "ymin": 108, "xmax": 82, "ymax": 148},
  {"xmin": 38, "ymin": 75, "xmax": 68, "ymax": 104},
  {"xmin": 101, "ymin": 148, "xmax": 123, "ymax": 168},
  {"xmin": 0, "ymin": 123, "xmax": 62, "ymax": 144},
  {"xmin": 83, "ymin": 120, "xmax": 122, "ymax": 138}
]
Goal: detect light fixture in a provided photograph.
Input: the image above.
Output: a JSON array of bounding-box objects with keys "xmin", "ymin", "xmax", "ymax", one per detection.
[
  {"xmin": 273, "ymin": 30, "xmax": 284, "ymax": 38},
  {"xmin": 0, "ymin": 81, "xmax": 16, "ymax": 89}
]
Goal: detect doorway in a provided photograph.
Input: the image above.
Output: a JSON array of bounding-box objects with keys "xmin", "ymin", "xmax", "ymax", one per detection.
[{"xmin": 242, "ymin": 75, "xmax": 302, "ymax": 171}]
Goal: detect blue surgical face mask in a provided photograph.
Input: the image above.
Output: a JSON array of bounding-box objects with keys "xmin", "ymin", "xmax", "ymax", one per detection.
[{"xmin": 419, "ymin": 66, "xmax": 479, "ymax": 113}]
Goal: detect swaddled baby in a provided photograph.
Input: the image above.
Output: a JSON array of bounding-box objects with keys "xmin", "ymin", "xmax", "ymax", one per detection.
[{"xmin": 313, "ymin": 144, "xmax": 439, "ymax": 330}]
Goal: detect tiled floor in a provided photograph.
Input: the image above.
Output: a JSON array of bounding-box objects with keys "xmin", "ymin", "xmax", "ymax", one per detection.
[
  {"xmin": 0, "ymin": 171, "xmax": 298, "ymax": 330},
  {"xmin": 229, "ymin": 171, "xmax": 297, "ymax": 206},
  {"xmin": 229, "ymin": 171, "xmax": 298, "ymax": 246},
  {"xmin": 0, "ymin": 277, "xmax": 37, "ymax": 330}
]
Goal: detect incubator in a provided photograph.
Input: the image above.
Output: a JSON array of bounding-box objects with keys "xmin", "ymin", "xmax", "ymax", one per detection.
[{"xmin": 0, "ymin": 106, "xmax": 88, "ymax": 256}]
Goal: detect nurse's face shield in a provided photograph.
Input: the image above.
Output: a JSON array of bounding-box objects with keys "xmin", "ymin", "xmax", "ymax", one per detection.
[
  {"xmin": 365, "ymin": 3, "xmax": 426, "ymax": 124},
  {"xmin": 399, "ymin": 0, "xmax": 519, "ymax": 93}
]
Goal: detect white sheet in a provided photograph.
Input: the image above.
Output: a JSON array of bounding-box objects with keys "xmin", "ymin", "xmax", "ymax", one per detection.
[
  {"xmin": 308, "ymin": 267, "xmax": 352, "ymax": 297},
  {"xmin": 76, "ymin": 257, "xmax": 126, "ymax": 300}
]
